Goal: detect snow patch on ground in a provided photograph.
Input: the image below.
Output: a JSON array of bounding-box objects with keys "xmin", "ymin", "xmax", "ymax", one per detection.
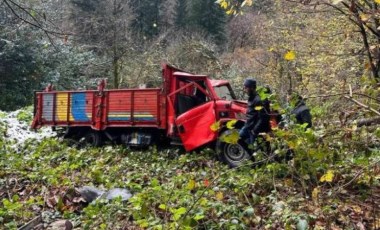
[{"xmin": 0, "ymin": 109, "xmax": 56, "ymax": 150}]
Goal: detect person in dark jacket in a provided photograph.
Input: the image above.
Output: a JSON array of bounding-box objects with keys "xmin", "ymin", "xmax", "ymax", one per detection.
[
  {"xmin": 239, "ymin": 78, "xmax": 271, "ymax": 146},
  {"xmin": 289, "ymin": 93, "xmax": 312, "ymax": 129}
]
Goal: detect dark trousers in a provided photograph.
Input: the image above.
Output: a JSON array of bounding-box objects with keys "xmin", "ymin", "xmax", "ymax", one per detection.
[{"xmin": 239, "ymin": 125, "xmax": 257, "ymax": 145}]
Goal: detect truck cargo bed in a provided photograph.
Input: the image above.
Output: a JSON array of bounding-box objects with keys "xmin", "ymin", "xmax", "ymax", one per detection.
[{"xmin": 32, "ymin": 88, "xmax": 165, "ymax": 130}]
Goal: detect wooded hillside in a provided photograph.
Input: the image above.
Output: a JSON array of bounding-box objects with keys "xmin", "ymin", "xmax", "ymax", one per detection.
[{"xmin": 0, "ymin": 0, "xmax": 380, "ymax": 229}]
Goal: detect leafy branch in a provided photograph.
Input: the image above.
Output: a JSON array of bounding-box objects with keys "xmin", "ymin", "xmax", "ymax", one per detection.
[
  {"xmin": 334, "ymin": 158, "xmax": 380, "ymax": 191},
  {"xmin": 2, "ymin": 0, "xmax": 71, "ymax": 48}
]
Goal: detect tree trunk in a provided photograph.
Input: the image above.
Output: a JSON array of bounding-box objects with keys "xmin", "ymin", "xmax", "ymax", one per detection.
[{"xmin": 113, "ymin": 50, "xmax": 119, "ymax": 89}]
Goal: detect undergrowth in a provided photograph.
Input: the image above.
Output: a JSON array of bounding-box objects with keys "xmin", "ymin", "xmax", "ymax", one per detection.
[{"xmin": 0, "ymin": 104, "xmax": 379, "ymax": 229}]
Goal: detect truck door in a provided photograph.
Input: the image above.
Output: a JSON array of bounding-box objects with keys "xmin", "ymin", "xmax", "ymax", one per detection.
[{"xmin": 168, "ymin": 81, "xmax": 217, "ymax": 151}]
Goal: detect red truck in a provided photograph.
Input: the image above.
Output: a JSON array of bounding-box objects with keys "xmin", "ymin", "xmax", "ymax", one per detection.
[{"xmin": 32, "ymin": 63, "xmax": 251, "ymax": 166}]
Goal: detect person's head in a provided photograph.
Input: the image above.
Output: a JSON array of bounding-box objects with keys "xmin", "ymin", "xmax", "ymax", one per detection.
[{"xmin": 243, "ymin": 78, "xmax": 257, "ymax": 95}]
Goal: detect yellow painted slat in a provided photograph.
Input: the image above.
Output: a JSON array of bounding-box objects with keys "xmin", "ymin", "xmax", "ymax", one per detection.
[{"xmin": 56, "ymin": 93, "xmax": 74, "ymax": 121}]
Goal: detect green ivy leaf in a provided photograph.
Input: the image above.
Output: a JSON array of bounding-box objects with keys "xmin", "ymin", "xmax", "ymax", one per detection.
[
  {"xmin": 12, "ymin": 194, "xmax": 19, "ymax": 202},
  {"xmin": 151, "ymin": 178, "xmax": 159, "ymax": 186},
  {"xmin": 193, "ymin": 213, "xmax": 205, "ymax": 221},
  {"xmin": 173, "ymin": 207, "xmax": 187, "ymax": 220},
  {"xmin": 100, "ymin": 223, "xmax": 107, "ymax": 230}
]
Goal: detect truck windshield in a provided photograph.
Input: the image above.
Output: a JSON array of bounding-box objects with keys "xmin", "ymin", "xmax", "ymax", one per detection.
[{"xmin": 214, "ymin": 85, "xmax": 236, "ymax": 100}]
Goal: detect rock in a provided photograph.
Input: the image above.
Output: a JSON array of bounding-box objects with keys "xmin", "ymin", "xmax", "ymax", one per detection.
[
  {"xmin": 272, "ymin": 201, "xmax": 286, "ymax": 216},
  {"xmin": 76, "ymin": 186, "xmax": 104, "ymax": 203},
  {"xmin": 102, "ymin": 188, "xmax": 132, "ymax": 201},
  {"xmin": 77, "ymin": 186, "xmax": 132, "ymax": 203},
  {"xmin": 48, "ymin": 220, "xmax": 73, "ymax": 230},
  {"xmin": 243, "ymin": 207, "xmax": 254, "ymax": 216},
  {"xmin": 296, "ymin": 218, "xmax": 308, "ymax": 230}
]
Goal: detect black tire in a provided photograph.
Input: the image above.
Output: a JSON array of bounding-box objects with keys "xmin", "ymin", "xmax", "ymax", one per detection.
[
  {"xmin": 84, "ymin": 131, "xmax": 103, "ymax": 147},
  {"xmin": 216, "ymin": 129, "xmax": 252, "ymax": 168}
]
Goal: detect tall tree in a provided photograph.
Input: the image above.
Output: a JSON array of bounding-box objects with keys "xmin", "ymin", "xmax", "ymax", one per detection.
[
  {"xmin": 0, "ymin": 1, "xmax": 51, "ymax": 110},
  {"xmin": 174, "ymin": 0, "xmax": 188, "ymax": 29},
  {"xmin": 312, "ymin": 0, "xmax": 380, "ymax": 82},
  {"xmin": 159, "ymin": 0, "xmax": 176, "ymax": 33},
  {"xmin": 0, "ymin": 32, "xmax": 45, "ymax": 111},
  {"xmin": 70, "ymin": 0, "xmax": 134, "ymax": 88},
  {"xmin": 130, "ymin": 0, "xmax": 161, "ymax": 40},
  {"xmin": 186, "ymin": 0, "xmax": 227, "ymax": 45}
]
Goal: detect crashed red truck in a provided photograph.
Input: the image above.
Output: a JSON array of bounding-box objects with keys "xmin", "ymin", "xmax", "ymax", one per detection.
[{"xmin": 32, "ymin": 63, "xmax": 254, "ymax": 166}]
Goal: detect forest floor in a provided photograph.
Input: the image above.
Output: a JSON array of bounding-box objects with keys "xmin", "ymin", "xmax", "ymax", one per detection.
[{"xmin": 0, "ymin": 108, "xmax": 379, "ymax": 229}]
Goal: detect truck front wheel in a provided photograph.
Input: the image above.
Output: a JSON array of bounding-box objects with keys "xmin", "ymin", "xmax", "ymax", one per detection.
[{"xmin": 216, "ymin": 130, "xmax": 252, "ymax": 168}]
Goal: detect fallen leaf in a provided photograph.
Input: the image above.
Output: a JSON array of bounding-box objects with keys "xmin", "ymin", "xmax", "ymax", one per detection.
[
  {"xmin": 187, "ymin": 179, "xmax": 196, "ymax": 190},
  {"xmin": 320, "ymin": 170, "xmax": 334, "ymax": 182},
  {"xmin": 312, "ymin": 187, "xmax": 320, "ymax": 203},
  {"xmin": 46, "ymin": 196, "xmax": 57, "ymax": 208},
  {"xmin": 284, "ymin": 50, "xmax": 296, "ymax": 61},
  {"xmin": 356, "ymin": 222, "xmax": 365, "ymax": 230},
  {"xmin": 352, "ymin": 205, "xmax": 362, "ymax": 214},
  {"xmin": 284, "ymin": 178, "xmax": 293, "ymax": 187},
  {"xmin": 242, "ymin": 0, "xmax": 253, "ymax": 7},
  {"xmin": 332, "ymin": 0, "xmax": 344, "ymax": 4},
  {"xmin": 216, "ymin": 192, "xmax": 224, "ymax": 201},
  {"xmin": 360, "ymin": 14, "xmax": 370, "ymax": 22}
]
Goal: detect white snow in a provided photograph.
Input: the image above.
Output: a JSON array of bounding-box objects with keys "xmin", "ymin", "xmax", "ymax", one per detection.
[{"xmin": 0, "ymin": 109, "xmax": 56, "ymax": 150}]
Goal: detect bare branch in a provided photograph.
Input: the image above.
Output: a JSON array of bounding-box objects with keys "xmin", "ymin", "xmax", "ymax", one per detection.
[
  {"xmin": 344, "ymin": 96, "xmax": 380, "ymax": 116},
  {"xmin": 306, "ymin": 92, "xmax": 380, "ymax": 103},
  {"xmin": 357, "ymin": 116, "xmax": 380, "ymax": 127},
  {"xmin": 2, "ymin": 0, "xmax": 71, "ymax": 36}
]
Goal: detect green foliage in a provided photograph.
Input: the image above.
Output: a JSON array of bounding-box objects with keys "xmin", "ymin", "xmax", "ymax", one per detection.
[
  {"xmin": 43, "ymin": 45, "xmax": 103, "ymax": 90},
  {"xmin": 16, "ymin": 106, "xmax": 33, "ymax": 123},
  {"xmin": 0, "ymin": 117, "xmax": 379, "ymax": 229},
  {"xmin": 0, "ymin": 29, "xmax": 102, "ymax": 111},
  {"xmin": 186, "ymin": 0, "xmax": 227, "ymax": 45},
  {"xmin": 2, "ymin": 0, "xmax": 380, "ymax": 229},
  {"xmin": 70, "ymin": 0, "xmax": 134, "ymax": 88},
  {"xmin": 0, "ymin": 31, "xmax": 46, "ymax": 111},
  {"xmin": 0, "ymin": 111, "xmax": 6, "ymax": 118}
]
